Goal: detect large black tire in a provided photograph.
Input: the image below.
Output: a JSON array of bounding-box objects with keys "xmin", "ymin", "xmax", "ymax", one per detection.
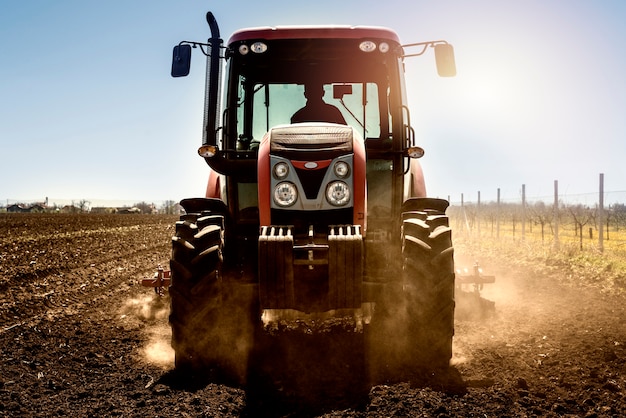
[
  {"xmin": 169, "ymin": 212, "xmax": 225, "ymax": 375},
  {"xmin": 401, "ymin": 209, "xmax": 455, "ymax": 369}
]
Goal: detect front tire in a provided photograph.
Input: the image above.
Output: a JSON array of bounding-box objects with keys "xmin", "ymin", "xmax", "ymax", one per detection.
[
  {"xmin": 401, "ymin": 209, "xmax": 455, "ymax": 369},
  {"xmin": 169, "ymin": 213, "xmax": 224, "ymax": 374}
]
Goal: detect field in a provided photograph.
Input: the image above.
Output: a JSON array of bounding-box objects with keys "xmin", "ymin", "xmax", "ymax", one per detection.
[{"xmin": 1, "ymin": 213, "xmax": 625, "ymax": 417}]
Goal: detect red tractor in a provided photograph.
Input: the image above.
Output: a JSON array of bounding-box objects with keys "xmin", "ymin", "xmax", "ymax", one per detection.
[{"xmin": 166, "ymin": 11, "xmax": 457, "ymax": 384}]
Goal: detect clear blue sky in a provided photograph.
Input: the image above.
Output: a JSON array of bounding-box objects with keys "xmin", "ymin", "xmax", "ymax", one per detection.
[{"xmin": 1, "ymin": 0, "xmax": 625, "ymax": 206}]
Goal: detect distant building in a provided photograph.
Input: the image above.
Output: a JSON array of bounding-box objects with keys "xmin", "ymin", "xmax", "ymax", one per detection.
[
  {"xmin": 60, "ymin": 205, "xmax": 80, "ymax": 213},
  {"xmin": 7, "ymin": 204, "xmax": 30, "ymax": 213},
  {"xmin": 90, "ymin": 207, "xmax": 117, "ymax": 214},
  {"xmin": 7, "ymin": 202, "xmax": 50, "ymax": 213},
  {"xmin": 116, "ymin": 207, "xmax": 141, "ymax": 214},
  {"xmin": 29, "ymin": 204, "xmax": 46, "ymax": 213}
]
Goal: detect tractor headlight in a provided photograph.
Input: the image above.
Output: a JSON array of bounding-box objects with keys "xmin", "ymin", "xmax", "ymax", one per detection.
[
  {"xmin": 334, "ymin": 161, "xmax": 350, "ymax": 178},
  {"xmin": 326, "ymin": 181, "xmax": 350, "ymax": 206},
  {"xmin": 359, "ymin": 41, "xmax": 377, "ymax": 52},
  {"xmin": 273, "ymin": 162, "xmax": 289, "ymax": 179},
  {"xmin": 273, "ymin": 182, "xmax": 298, "ymax": 207},
  {"xmin": 251, "ymin": 42, "xmax": 268, "ymax": 54}
]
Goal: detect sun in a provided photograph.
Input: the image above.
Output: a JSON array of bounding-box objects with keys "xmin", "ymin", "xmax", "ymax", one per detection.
[{"xmin": 465, "ymin": 76, "xmax": 501, "ymax": 109}]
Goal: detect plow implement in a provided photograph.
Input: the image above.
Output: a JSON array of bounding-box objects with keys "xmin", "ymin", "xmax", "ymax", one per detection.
[
  {"xmin": 456, "ymin": 262, "xmax": 496, "ymax": 292},
  {"xmin": 140, "ymin": 265, "xmax": 170, "ymax": 296},
  {"xmin": 455, "ymin": 262, "xmax": 496, "ymax": 319}
]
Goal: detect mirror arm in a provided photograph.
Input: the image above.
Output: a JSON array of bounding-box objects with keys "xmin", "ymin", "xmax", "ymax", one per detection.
[
  {"xmin": 401, "ymin": 40, "xmax": 449, "ymax": 58},
  {"xmin": 177, "ymin": 40, "xmax": 221, "ymax": 57}
]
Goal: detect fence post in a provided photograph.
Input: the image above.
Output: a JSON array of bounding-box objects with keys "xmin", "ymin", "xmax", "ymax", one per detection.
[
  {"xmin": 599, "ymin": 173, "xmax": 604, "ymax": 253},
  {"xmin": 461, "ymin": 193, "xmax": 470, "ymax": 235},
  {"xmin": 522, "ymin": 184, "xmax": 526, "ymax": 240},
  {"xmin": 553, "ymin": 180, "xmax": 559, "ymax": 250},
  {"xmin": 497, "ymin": 188, "xmax": 501, "ymax": 239},
  {"xmin": 477, "ymin": 191, "xmax": 481, "ymax": 237}
]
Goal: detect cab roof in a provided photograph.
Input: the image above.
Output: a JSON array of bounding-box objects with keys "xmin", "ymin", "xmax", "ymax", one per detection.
[{"xmin": 227, "ymin": 25, "xmax": 401, "ymax": 45}]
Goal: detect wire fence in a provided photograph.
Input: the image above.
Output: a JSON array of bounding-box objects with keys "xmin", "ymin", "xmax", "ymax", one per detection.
[{"xmin": 448, "ymin": 177, "xmax": 626, "ymax": 257}]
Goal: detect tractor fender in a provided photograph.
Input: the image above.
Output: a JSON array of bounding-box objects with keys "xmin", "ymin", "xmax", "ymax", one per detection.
[
  {"xmin": 205, "ymin": 168, "xmax": 221, "ymax": 199},
  {"xmin": 409, "ymin": 160, "xmax": 427, "ymax": 198},
  {"xmin": 179, "ymin": 197, "xmax": 229, "ymax": 215},
  {"xmin": 402, "ymin": 197, "xmax": 449, "ymax": 213}
]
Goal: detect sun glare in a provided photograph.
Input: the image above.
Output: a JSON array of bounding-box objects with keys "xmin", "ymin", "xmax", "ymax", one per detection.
[
  {"xmin": 449, "ymin": 58, "xmax": 536, "ymax": 130},
  {"xmin": 464, "ymin": 76, "xmax": 502, "ymax": 110}
]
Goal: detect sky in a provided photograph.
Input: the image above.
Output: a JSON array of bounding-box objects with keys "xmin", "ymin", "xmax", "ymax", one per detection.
[{"xmin": 1, "ymin": 0, "xmax": 625, "ymax": 207}]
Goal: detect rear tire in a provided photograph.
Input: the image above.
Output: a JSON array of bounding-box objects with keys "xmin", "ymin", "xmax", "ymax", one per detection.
[{"xmin": 401, "ymin": 209, "xmax": 455, "ymax": 369}]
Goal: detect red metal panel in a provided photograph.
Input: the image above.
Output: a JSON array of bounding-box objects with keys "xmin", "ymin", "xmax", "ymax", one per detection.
[
  {"xmin": 290, "ymin": 159, "xmax": 332, "ymax": 170},
  {"xmin": 204, "ymin": 168, "xmax": 221, "ymax": 199},
  {"xmin": 228, "ymin": 26, "xmax": 401, "ymax": 45},
  {"xmin": 258, "ymin": 133, "xmax": 272, "ymax": 226},
  {"xmin": 352, "ymin": 134, "xmax": 367, "ymax": 231}
]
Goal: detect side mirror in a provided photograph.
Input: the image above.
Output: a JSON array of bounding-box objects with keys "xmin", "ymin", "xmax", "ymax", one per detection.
[
  {"xmin": 171, "ymin": 44, "xmax": 192, "ymax": 77},
  {"xmin": 434, "ymin": 43, "xmax": 456, "ymax": 77}
]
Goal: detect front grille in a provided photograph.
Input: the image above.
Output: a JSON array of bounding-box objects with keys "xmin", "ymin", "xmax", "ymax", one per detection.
[{"xmin": 294, "ymin": 166, "xmax": 328, "ymax": 199}]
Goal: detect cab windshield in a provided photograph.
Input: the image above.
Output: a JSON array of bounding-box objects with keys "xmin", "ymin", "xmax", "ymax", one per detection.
[{"xmin": 237, "ymin": 81, "xmax": 384, "ymax": 146}]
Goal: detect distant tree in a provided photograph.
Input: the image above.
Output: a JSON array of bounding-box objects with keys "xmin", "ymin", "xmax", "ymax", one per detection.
[
  {"xmin": 134, "ymin": 201, "xmax": 154, "ymax": 214},
  {"xmin": 611, "ymin": 203, "xmax": 626, "ymax": 232},
  {"xmin": 530, "ymin": 201, "xmax": 552, "ymax": 243},
  {"xmin": 462, "ymin": 203, "xmax": 476, "ymax": 234},
  {"xmin": 508, "ymin": 204, "xmax": 520, "ymax": 237},
  {"xmin": 77, "ymin": 200, "xmax": 90, "ymax": 213},
  {"xmin": 483, "ymin": 202, "xmax": 499, "ymax": 237},
  {"xmin": 568, "ymin": 204, "xmax": 594, "ymax": 250},
  {"xmin": 161, "ymin": 200, "xmax": 178, "ymax": 215},
  {"xmin": 497, "ymin": 202, "xmax": 521, "ymax": 237}
]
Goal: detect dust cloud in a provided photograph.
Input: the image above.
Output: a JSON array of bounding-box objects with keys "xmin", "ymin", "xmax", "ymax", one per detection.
[
  {"xmin": 120, "ymin": 294, "xmax": 169, "ymax": 321},
  {"xmin": 143, "ymin": 323, "xmax": 174, "ymax": 368},
  {"xmin": 119, "ymin": 294, "xmax": 174, "ymax": 369},
  {"xmin": 450, "ymin": 252, "xmax": 561, "ymax": 373}
]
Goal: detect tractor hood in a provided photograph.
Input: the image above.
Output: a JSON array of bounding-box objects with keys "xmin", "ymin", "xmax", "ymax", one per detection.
[
  {"xmin": 268, "ymin": 123, "xmax": 356, "ymax": 153},
  {"xmin": 266, "ymin": 123, "xmax": 360, "ymax": 162}
]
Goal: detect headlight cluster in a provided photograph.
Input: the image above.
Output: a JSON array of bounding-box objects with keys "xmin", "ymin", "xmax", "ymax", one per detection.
[
  {"xmin": 273, "ymin": 162, "xmax": 289, "ymax": 179},
  {"xmin": 326, "ymin": 181, "xmax": 350, "ymax": 206},
  {"xmin": 333, "ymin": 161, "xmax": 350, "ymax": 178},
  {"xmin": 359, "ymin": 40, "xmax": 390, "ymax": 53},
  {"xmin": 274, "ymin": 182, "xmax": 298, "ymax": 207},
  {"xmin": 272, "ymin": 162, "xmax": 297, "ymax": 207},
  {"xmin": 271, "ymin": 159, "xmax": 352, "ymax": 208},
  {"xmin": 238, "ymin": 42, "xmax": 268, "ymax": 55}
]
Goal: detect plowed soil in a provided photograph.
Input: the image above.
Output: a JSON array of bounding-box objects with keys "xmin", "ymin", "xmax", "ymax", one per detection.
[{"xmin": 1, "ymin": 213, "xmax": 625, "ymax": 417}]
